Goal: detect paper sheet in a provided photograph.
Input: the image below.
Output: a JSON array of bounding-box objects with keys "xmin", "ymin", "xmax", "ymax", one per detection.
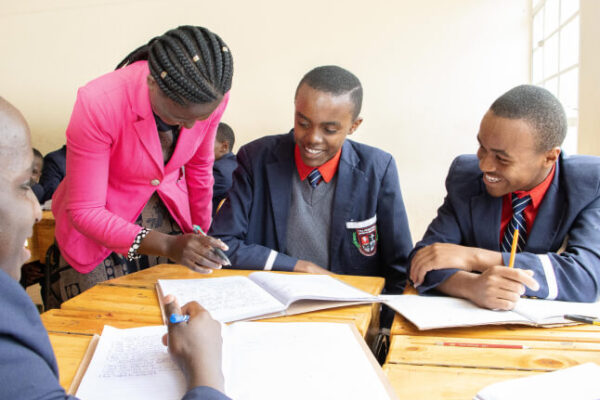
[
  {"xmin": 75, "ymin": 325, "xmax": 185, "ymax": 400},
  {"xmin": 76, "ymin": 322, "xmax": 395, "ymax": 400},
  {"xmin": 223, "ymin": 322, "xmax": 393, "ymax": 400},
  {"xmin": 158, "ymin": 276, "xmax": 285, "ymax": 322},
  {"xmin": 474, "ymin": 363, "xmax": 600, "ymax": 400},
  {"xmin": 249, "ymin": 272, "xmax": 377, "ymax": 307},
  {"xmin": 380, "ymin": 295, "xmax": 529, "ymax": 330}
]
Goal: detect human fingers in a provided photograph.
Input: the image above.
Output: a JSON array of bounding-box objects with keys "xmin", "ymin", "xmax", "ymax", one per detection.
[
  {"xmin": 197, "ymin": 234, "xmax": 229, "ymax": 251},
  {"xmin": 496, "ymin": 267, "xmax": 540, "ymax": 291}
]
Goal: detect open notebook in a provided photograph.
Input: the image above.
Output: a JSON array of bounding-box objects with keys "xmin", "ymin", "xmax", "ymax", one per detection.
[
  {"xmin": 381, "ymin": 295, "xmax": 600, "ymax": 330},
  {"xmin": 156, "ymin": 272, "xmax": 378, "ymax": 323},
  {"xmin": 71, "ymin": 322, "xmax": 397, "ymax": 400}
]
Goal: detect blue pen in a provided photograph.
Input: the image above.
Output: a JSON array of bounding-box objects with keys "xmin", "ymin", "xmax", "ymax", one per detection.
[
  {"xmin": 169, "ymin": 313, "xmax": 190, "ymax": 324},
  {"xmin": 192, "ymin": 224, "xmax": 232, "ymax": 266}
]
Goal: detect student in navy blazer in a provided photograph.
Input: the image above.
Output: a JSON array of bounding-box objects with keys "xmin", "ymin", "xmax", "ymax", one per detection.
[
  {"xmin": 0, "ymin": 98, "xmax": 230, "ymax": 400},
  {"xmin": 212, "ymin": 123, "xmax": 237, "ymax": 216},
  {"xmin": 32, "ymin": 145, "xmax": 67, "ymax": 204},
  {"xmin": 409, "ymin": 85, "xmax": 600, "ymax": 310},
  {"xmin": 210, "ymin": 66, "xmax": 412, "ymax": 292}
]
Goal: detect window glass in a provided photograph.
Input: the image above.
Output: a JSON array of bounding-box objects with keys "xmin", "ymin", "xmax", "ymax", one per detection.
[{"xmin": 559, "ymin": 16, "xmax": 579, "ymax": 69}]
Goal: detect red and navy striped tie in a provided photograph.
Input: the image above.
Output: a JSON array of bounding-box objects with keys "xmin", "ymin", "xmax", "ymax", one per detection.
[
  {"xmin": 501, "ymin": 194, "xmax": 532, "ymax": 252},
  {"xmin": 308, "ymin": 169, "xmax": 322, "ymax": 188}
]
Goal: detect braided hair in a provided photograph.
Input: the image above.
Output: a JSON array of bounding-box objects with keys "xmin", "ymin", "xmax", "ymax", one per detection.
[{"xmin": 116, "ymin": 25, "xmax": 233, "ymax": 105}]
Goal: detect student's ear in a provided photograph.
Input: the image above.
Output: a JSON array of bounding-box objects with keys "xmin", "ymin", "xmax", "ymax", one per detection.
[
  {"xmin": 348, "ymin": 117, "xmax": 363, "ymax": 136},
  {"xmin": 544, "ymin": 146, "xmax": 561, "ymax": 167},
  {"xmin": 221, "ymin": 140, "xmax": 230, "ymax": 153},
  {"xmin": 147, "ymin": 74, "xmax": 157, "ymax": 89}
]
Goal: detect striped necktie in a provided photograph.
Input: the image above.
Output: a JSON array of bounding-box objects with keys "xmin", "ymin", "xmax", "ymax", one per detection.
[
  {"xmin": 501, "ymin": 194, "xmax": 532, "ymax": 252},
  {"xmin": 307, "ymin": 169, "xmax": 322, "ymax": 188}
]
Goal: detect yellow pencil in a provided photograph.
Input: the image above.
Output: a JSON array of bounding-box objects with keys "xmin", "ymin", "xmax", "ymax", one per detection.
[{"xmin": 508, "ymin": 228, "xmax": 519, "ymax": 268}]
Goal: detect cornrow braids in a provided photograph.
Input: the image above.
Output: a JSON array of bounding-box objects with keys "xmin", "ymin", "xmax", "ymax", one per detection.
[{"xmin": 116, "ymin": 25, "xmax": 233, "ymax": 105}]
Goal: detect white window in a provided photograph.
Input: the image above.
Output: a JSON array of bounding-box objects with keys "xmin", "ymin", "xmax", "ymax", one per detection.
[{"xmin": 531, "ymin": 0, "xmax": 579, "ymax": 154}]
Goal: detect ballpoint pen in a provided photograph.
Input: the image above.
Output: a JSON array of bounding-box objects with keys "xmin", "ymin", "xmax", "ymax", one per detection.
[{"xmin": 192, "ymin": 224, "xmax": 231, "ymax": 266}]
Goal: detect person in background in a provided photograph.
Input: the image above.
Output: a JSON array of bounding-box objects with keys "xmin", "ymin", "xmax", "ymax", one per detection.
[
  {"xmin": 31, "ymin": 148, "xmax": 43, "ymax": 185},
  {"xmin": 409, "ymin": 85, "xmax": 600, "ymax": 310},
  {"xmin": 0, "ymin": 96, "xmax": 230, "ymax": 400},
  {"xmin": 212, "ymin": 122, "xmax": 237, "ymax": 216},
  {"xmin": 210, "ymin": 66, "xmax": 412, "ymax": 293},
  {"xmin": 48, "ymin": 25, "xmax": 233, "ymax": 309},
  {"xmin": 32, "ymin": 145, "xmax": 66, "ymax": 204}
]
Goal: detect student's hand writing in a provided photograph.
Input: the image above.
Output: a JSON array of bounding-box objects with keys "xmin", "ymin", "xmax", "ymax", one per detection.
[
  {"xmin": 440, "ymin": 267, "xmax": 540, "ymax": 310},
  {"xmin": 293, "ymin": 260, "xmax": 333, "ymax": 275},
  {"xmin": 410, "ymin": 243, "xmax": 502, "ymax": 287},
  {"xmin": 166, "ymin": 233, "xmax": 229, "ymax": 273},
  {"xmin": 161, "ymin": 295, "xmax": 225, "ymax": 393}
]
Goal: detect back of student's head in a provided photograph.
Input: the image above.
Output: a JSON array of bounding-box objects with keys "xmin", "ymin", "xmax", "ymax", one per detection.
[
  {"xmin": 490, "ymin": 85, "xmax": 567, "ymax": 152},
  {"xmin": 216, "ymin": 122, "xmax": 235, "ymax": 152},
  {"xmin": 116, "ymin": 25, "xmax": 233, "ymax": 106},
  {"xmin": 296, "ymin": 66, "xmax": 363, "ymax": 119}
]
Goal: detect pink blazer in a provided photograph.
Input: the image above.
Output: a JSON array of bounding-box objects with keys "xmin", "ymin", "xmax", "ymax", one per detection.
[{"xmin": 53, "ymin": 61, "xmax": 230, "ymax": 273}]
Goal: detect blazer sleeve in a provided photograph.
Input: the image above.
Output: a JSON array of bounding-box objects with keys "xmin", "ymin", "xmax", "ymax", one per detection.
[
  {"xmin": 40, "ymin": 153, "xmax": 66, "ymax": 203},
  {"xmin": 64, "ymin": 87, "xmax": 142, "ymax": 255},
  {"xmin": 209, "ymin": 145, "xmax": 298, "ymax": 271},
  {"xmin": 501, "ymin": 196, "xmax": 600, "ymax": 302},
  {"xmin": 182, "ymin": 386, "xmax": 232, "ymax": 400},
  {"xmin": 186, "ymin": 92, "xmax": 230, "ymax": 233},
  {"xmin": 376, "ymin": 156, "xmax": 413, "ymax": 292}
]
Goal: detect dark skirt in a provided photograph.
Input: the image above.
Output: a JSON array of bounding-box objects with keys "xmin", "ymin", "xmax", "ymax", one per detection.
[{"xmin": 44, "ymin": 193, "xmax": 182, "ymax": 309}]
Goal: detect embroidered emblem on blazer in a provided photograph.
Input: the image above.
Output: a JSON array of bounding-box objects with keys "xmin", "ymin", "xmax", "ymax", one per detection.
[{"xmin": 346, "ymin": 215, "xmax": 378, "ymax": 256}]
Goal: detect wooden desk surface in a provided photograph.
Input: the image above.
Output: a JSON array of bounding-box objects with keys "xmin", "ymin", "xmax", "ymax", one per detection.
[
  {"xmin": 26, "ymin": 210, "xmax": 55, "ymax": 264},
  {"xmin": 385, "ymin": 304, "xmax": 600, "ymax": 399},
  {"xmin": 44, "ymin": 264, "xmax": 385, "ymax": 391}
]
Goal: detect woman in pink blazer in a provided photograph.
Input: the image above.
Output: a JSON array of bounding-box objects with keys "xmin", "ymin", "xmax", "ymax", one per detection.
[{"xmin": 48, "ymin": 26, "xmax": 233, "ymax": 308}]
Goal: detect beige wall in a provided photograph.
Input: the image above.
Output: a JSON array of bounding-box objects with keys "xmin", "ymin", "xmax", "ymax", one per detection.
[
  {"xmin": 578, "ymin": 0, "xmax": 600, "ymax": 155},
  {"xmin": 0, "ymin": 0, "xmax": 530, "ymax": 241}
]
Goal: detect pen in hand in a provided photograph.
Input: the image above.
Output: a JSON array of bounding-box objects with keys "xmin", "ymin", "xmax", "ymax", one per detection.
[
  {"xmin": 170, "ymin": 313, "xmax": 190, "ymax": 324},
  {"xmin": 192, "ymin": 225, "xmax": 231, "ymax": 266}
]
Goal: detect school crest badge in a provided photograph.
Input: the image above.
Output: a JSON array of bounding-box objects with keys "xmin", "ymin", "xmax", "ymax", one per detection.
[{"xmin": 346, "ymin": 216, "xmax": 378, "ymax": 257}]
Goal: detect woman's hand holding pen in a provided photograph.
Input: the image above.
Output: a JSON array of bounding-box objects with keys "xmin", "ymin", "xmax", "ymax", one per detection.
[
  {"xmin": 165, "ymin": 233, "xmax": 229, "ymax": 273},
  {"xmin": 162, "ymin": 295, "xmax": 225, "ymax": 393},
  {"xmin": 136, "ymin": 230, "xmax": 229, "ymax": 273}
]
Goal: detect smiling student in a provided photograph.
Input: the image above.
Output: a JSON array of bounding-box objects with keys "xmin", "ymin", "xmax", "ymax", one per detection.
[
  {"xmin": 209, "ymin": 66, "xmax": 412, "ymax": 291},
  {"xmin": 409, "ymin": 85, "xmax": 600, "ymax": 310}
]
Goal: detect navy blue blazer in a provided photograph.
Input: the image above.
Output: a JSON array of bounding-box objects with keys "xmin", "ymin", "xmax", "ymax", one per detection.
[
  {"xmin": 209, "ymin": 131, "xmax": 413, "ymax": 291},
  {"xmin": 32, "ymin": 145, "xmax": 67, "ymax": 203},
  {"xmin": 212, "ymin": 152, "xmax": 237, "ymax": 216},
  {"xmin": 413, "ymin": 154, "xmax": 600, "ymax": 302},
  {"xmin": 0, "ymin": 269, "xmax": 228, "ymax": 400}
]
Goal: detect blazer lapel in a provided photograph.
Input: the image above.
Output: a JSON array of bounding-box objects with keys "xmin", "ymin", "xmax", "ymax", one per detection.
[
  {"xmin": 470, "ymin": 188, "xmax": 503, "ymax": 251},
  {"xmin": 134, "ymin": 117, "xmax": 164, "ymax": 173},
  {"xmin": 131, "ymin": 81, "xmax": 164, "ymax": 174},
  {"xmin": 266, "ymin": 134, "xmax": 295, "ymax": 249},
  {"xmin": 330, "ymin": 142, "xmax": 362, "ymax": 255},
  {"xmin": 526, "ymin": 163, "xmax": 565, "ymax": 252}
]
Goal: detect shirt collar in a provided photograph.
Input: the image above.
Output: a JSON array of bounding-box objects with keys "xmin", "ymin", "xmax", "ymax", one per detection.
[
  {"xmin": 294, "ymin": 145, "xmax": 342, "ymax": 183},
  {"xmin": 511, "ymin": 163, "xmax": 556, "ymax": 209}
]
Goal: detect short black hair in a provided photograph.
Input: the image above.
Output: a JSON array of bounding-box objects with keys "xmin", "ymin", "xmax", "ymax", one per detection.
[
  {"xmin": 295, "ymin": 65, "xmax": 363, "ymax": 119},
  {"xmin": 216, "ymin": 122, "xmax": 235, "ymax": 152},
  {"xmin": 490, "ymin": 85, "xmax": 567, "ymax": 152},
  {"xmin": 32, "ymin": 148, "xmax": 43, "ymax": 159}
]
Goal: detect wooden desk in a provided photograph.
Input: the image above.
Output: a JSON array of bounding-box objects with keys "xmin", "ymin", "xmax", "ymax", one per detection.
[
  {"xmin": 25, "ymin": 210, "xmax": 55, "ymax": 264},
  {"xmin": 384, "ymin": 311, "xmax": 600, "ymax": 399},
  {"xmin": 43, "ymin": 265, "xmax": 385, "ymax": 391}
]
